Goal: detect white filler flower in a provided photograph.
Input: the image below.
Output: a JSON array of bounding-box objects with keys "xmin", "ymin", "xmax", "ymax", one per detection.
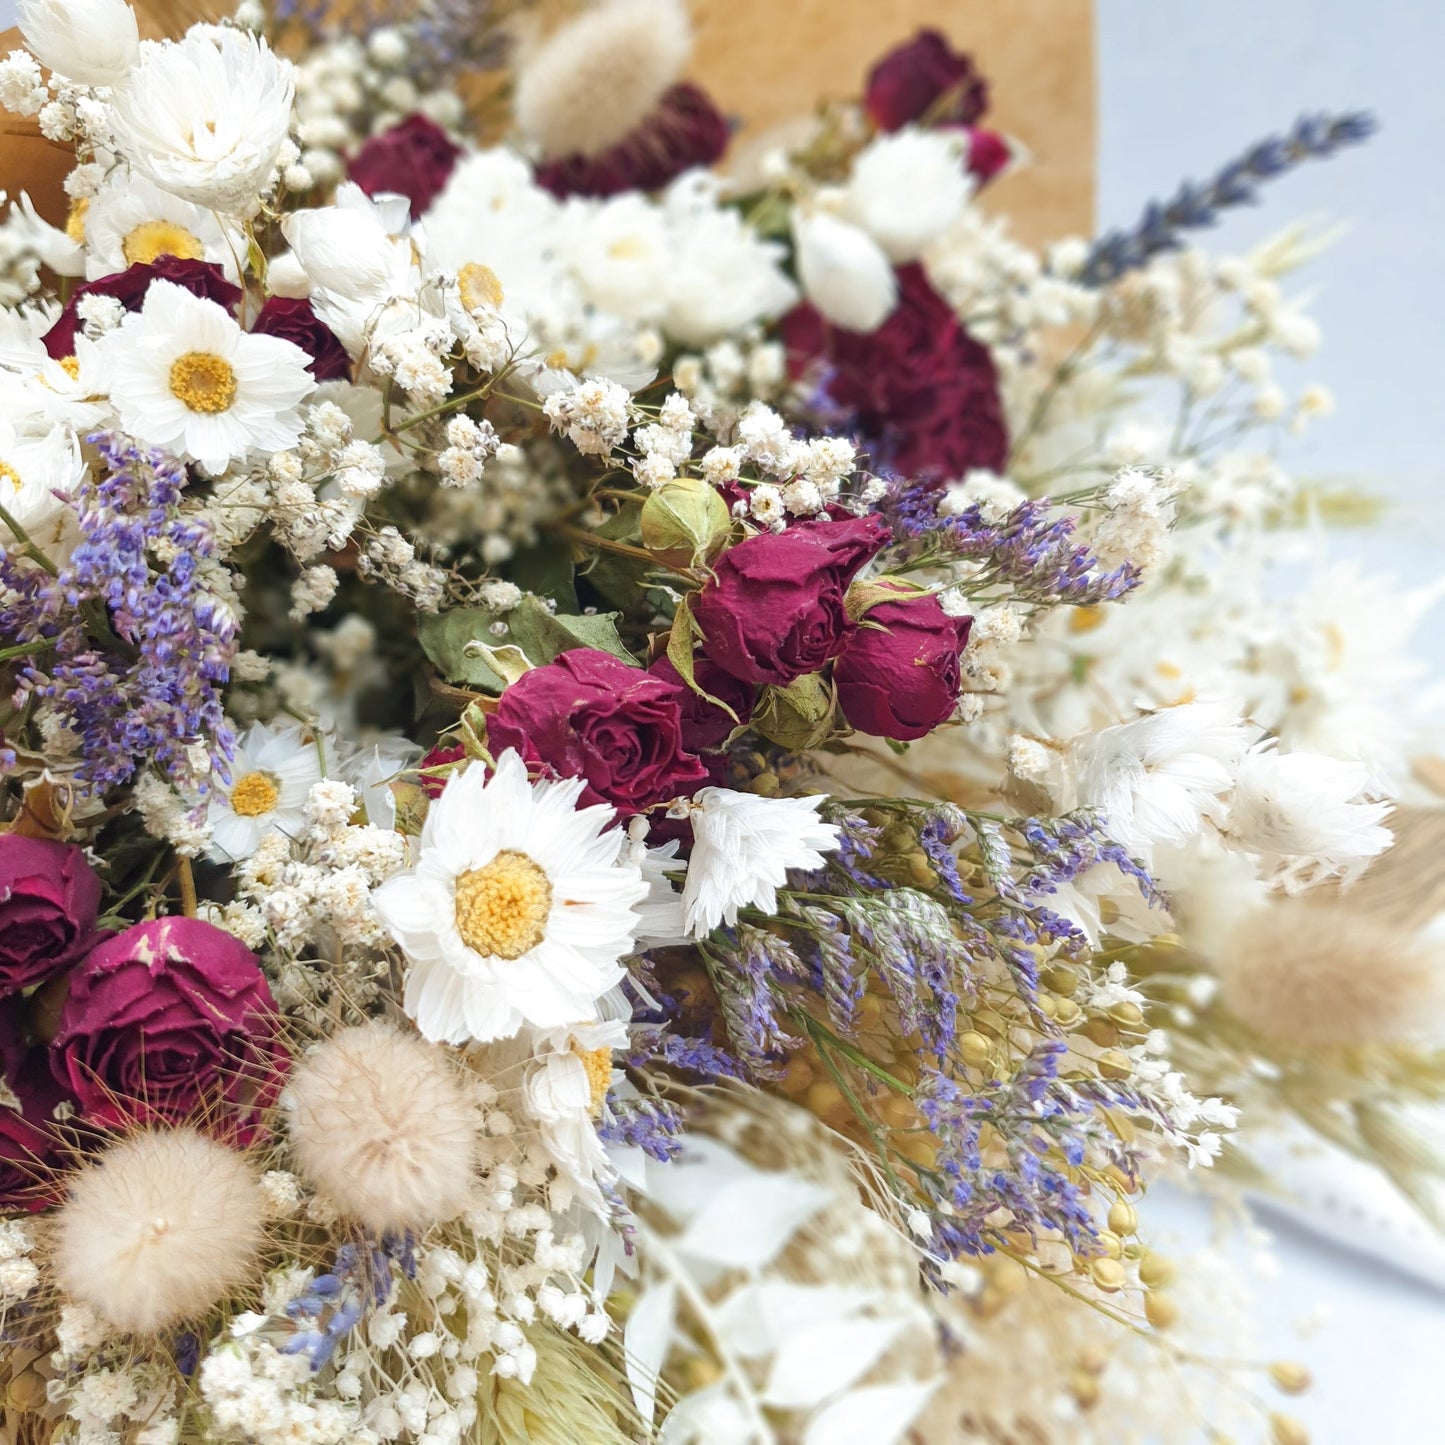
[
  {"xmin": 372, "ymin": 751, "xmax": 647, "ymax": 1045},
  {"xmin": 108, "ymin": 26, "xmax": 295, "ymax": 215},
  {"xmin": 207, "ymin": 722, "xmax": 322, "ymax": 862},
  {"xmin": 682, "ymin": 788, "xmax": 840, "ymax": 937},
  {"xmin": 104, "ymin": 282, "xmax": 313, "ymax": 474},
  {"xmin": 20, "ymin": 0, "xmax": 138, "ymax": 89}
]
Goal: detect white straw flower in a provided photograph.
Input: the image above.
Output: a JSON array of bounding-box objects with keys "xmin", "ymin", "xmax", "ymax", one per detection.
[
  {"xmin": 103, "ymin": 282, "xmax": 313, "ymax": 475},
  {"xmin": 108, "ymin": 26, "xmax": 295, "ymax": 216},
  {"xmin": 82, "ymin": 173, "xmax": 244, "ymax": 283},
  {"xmin": 682, "ymin": 788, "xmax": 840, "ymax": 937},
  {"xmin": 1063, "ymin": 701, "xmax": 1256, "ymax": 862},
  {"xmin": 372, "ymin": 750, "xmax": 647, "ymax": 1045},
  {"xmin": 285, "ymin": 1024, "xmax": 481, "ymax": 1232},
  {"xmin": 1222, "ymin": 746, "xmax": 1392, "ymax": 891},
  {"xmin": 842, "ymin": 128, "xmax": 972, "ymax": 264},
  {"xmin": 207, "ymin": 721, "xmax": 323, "ymax": 862},
  {"xmin": 792, "ymin": 209, "xmax": 898, "ymax": 332},
  {"xmin": 0, "ymin": 416, "xmax": 86, "ymax": 545},
  {"xmin": 20, "ymin": 0, "xmax": 138, "ymax": 89},
  {"xmin": 52, "ymin": 1129, "xmax": 266, "ymax": 1335}
]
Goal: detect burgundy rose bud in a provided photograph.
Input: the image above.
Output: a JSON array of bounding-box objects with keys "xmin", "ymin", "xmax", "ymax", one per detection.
[
  {"xmin": 485, "ymin": 648, "xmax": 709, "ymax": 815},
  {"xmin": 0, "ymin": 835, "xmax": 102, "ymax": 996},
  {"xmin": 43, "ymin": 256, "xmax": 242, "ymax": 359},
  {"xmin": 781, "ymin": 263, "xmax": 1008, "ymax": 482},
  {"xmin": 864, "ymin": 28, "xmax": 989, "ymax": 133},
  {"xmin": 0, "ymin": 995, "xmax": 72, "ymax": 1212},
  {"xmin": 51, "ymin": 917, "xmax": 288, "ymax": 1144},
  {"xmin": 535, "ymin": 82, "xmax": 730, "ymax": 199},
  {"xmin": 648, "ymin": 654, "xmax": 754, "ymax": 752},
  {"xmin": 349, "ymin": 112, "xmax": 464, "ymax": 220},
  {"xmin": 691, "ymin": 515, "xmax": 891, "ymax": 686},
  {"xmin": 834, "ymin": 585, "xmax": 972, "ymax": 741},
  {"xmin": 252, "ymin": 296, "xmax": 351, "ymax": 381},
  {"xmin": 966, "ymin": 127, "xmax": 1013, "ymax": 186}
]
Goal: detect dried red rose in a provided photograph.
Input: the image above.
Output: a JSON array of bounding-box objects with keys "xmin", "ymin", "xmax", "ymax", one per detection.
[
  {"xmin": 834, "ymin": 585, "xmax": 972, "ymax": 740},
  {"xmin": 43, "ymin": 256, "xmax": 242, "ymax": 360},
  {"xmin": 691, "ymin": 514, "xmax": 890, "ymax": 686},
  {"xmin": 485, "ymin": 648, "xmax": 709, "ymax": 815},
  {"xmin": 50, "ymin": 917, "xmax": 288, "ymax": 1144},
  {"xmin": 647, "ymin": 654, "xmax": 754, "ymax": 752},
  {"xmin": 0, "ymin": 835, "xmax": 102, "ymax": 996},
  {"xmin": 348, "ymin": 112, "xmax": 464, "ymax": 219},
  {"xmin": 534, "ymin": 83, "xmax": 730, "ymax": 198},
  {"xmin": 781, "ymin": 262, "xmax": 1008, "ymax": 483},
  {"xmin": 864, "ymin": 28, "xmax": 989, "ymax": 134}
]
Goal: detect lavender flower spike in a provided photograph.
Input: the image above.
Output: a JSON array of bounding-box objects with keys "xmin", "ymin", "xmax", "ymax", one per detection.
[{"xmin": 1077, "ymin": 110, "xmax": 1377, "ymax": 287}]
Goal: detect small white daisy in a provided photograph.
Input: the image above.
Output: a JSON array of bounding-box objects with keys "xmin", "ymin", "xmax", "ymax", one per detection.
[
  {"xmin": 681, "ymin": 788, "xmax": 840, "ymax": 937},
  {"xmin": 103, "ymin": 282, "xmax": 314, "ymax": 475},
  {"xmin": 371, "ymin": 750, "xmax": 647, "ymax": 1045},
  {"xmin": 82, "ymin": 174, "xmax": 245, "ymax": 283},
  {"xmin": 108, "ymin": 26, "xmax": 295, "ymax": 216},
  {"xmin": 207, "ymin": 722, "xmax": 323, "ymax": 863}
]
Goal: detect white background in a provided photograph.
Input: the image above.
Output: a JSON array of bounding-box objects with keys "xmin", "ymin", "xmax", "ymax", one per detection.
[{"xmin": 1, "ymin": 0, "xmax": 1442, "ymax": 1437}]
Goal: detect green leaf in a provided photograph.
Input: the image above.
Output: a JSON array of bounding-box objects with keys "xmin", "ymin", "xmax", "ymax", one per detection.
[
  {"xmin": 419, "ymin": 595, "xmax": 636, "ymax": 691},
  {"xmin": 665, "ymin": 597, "xmax": 739, "ymax": 723}
]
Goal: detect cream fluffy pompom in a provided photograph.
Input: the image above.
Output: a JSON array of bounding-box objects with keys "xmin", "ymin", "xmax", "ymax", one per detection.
[
  {"xmin": 285, "ymin": 1023, "xmax": 481, "ymax": 1232},
  {"xmin": 513, "ymin": 0, "xmax": 693, "ymax": 158},
  {"xmin": 52, "ymin": 1129, "xmax": 266, "ymax": 1335},
  {"xmin": 1215, "ymin": 897, "xmax": 1444, "ymax": 1048}
]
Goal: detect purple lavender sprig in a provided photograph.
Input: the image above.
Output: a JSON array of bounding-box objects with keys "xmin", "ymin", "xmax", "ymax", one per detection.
[
  {"xmin": 1078, "ymin": 111, "xmax": 1377, "ymax": 287},
  {"xmin": 0, "ymin": 434, "xmax": 237, "ymax": 795}
]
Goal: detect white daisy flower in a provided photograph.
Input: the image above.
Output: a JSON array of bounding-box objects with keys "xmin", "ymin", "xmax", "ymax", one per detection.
[
  {"xmin": 20, "ymin": 0, "xmax": 138, "ymax": 89},
  {"xmin": 0, "ymin": 334, "xmax": 110, "ymax": 435},
  {"xmin": 108, "ymin": 26, "xmax": 295, "ymax": 216},
  {"xmin": 371, "ymin": 751, "xmax": 647, "ymax": 1046},
  {"xmin": 103, "ymin": 282, "xmax": 313, "ymax": 475},
  {"xmin": 0, "ymin": 417, "xmax": 86, "ymax": 547},
  {"xmin": 82, "ymin": 174, "xmax": 245, "ymax": 283},
  {"xmin": 681, "ymin": 788, "xmax": 841, "ymax": 938},
  {"xmin": 207, "ymin": 722, "xmax": 323, "ymax": 863}
]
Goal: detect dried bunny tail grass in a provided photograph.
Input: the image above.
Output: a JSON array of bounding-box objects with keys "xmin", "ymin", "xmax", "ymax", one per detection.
[
  {"xmin": 50, "ymin": 1127, "xmax": 265, "ymax": 1335},
  {"xmin": 284, "ymin": 1022, "xmax": 481, "ymax": 1233},
  {"xmin": 1214, "ymin": 896, "xmax": 1445, "ymax": 1048},
  {"xmin": 513, "ymin": 0, "xmax": 693, "ymax": 158}
]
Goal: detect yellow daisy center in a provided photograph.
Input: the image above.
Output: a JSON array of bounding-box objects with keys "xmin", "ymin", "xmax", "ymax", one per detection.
[
  {"xmin": 571, "ymin": 1043, "xmax": 613, "ymax": 1116},
  {"xmin": 1068, "ymin": 605, "xmax": 1107, "ymax": 635},
  {"xmin": 229, "ymin": 771, "xmax": 280, "ymax": 818},
  {"xmin": 454, "ymin": 850, "xmax": 552, "ymax": 960},
  {"xmin": 169, "ymin": 351, "xmax": 237, "ymax": 414},
  {"xmin": 123, "ymin": 219, "xmax": 206, "ymax": 267},
  {"xmin": 65, "ymin": 197, "xmax": 88, "ymax": 245},
  {"xmin": 0, "ymin": 462, "xmax": 20, "ymax": 493},
  {"xmin": 457, "ymin": 261, "xmax": 505, "ymax": 312},
  {"xmin": 57, "ymin": 356, "xmax": 81, "ymax": 381}
]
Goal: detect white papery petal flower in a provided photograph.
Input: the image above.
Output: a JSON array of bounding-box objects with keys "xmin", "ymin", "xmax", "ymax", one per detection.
[
  {"xmin": 1223, "ymin": 746, "xmax": 1392, "ymax": 891},
  {"xmin": 207, "ymin": 722, "xmax": 323, "ymax": 863},
  {"xmin": 372, "ymin": 751, "xmax": 646, "ymax": 1045},
  {"xmin": 792, "ymin": 210, "xmax": 898, "ymax": 333},
  {"xmin": 20, "ymin": 0, "xmax": 138, "ymax": 88},
  {"xmin": 0, "ymin": 416, "xmax": 86, "ymax": 544},
  {"xmin": 1063, "ymin": 701, "xmax": 1257, "ymax": 862},
  {"xmin": 102, "ymin": 282, "xmax": 313, "ymax": 474},
  {"xmin": 109, "ymin": 27, "xmax": 294, "ymax": 216},
  {"xmin": 682, "ymin": 788, "xmax": 840, "ymax": 937},
  {"xmin": 842, "ymin": 128, "xmax": 971, "ymax": 264}
]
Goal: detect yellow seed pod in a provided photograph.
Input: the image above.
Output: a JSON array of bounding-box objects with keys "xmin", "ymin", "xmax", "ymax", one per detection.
[
  {"xmin": 1144, "ymin": 1291, "xmax": 1179, "ymax": 1329},
  {"xmin": 1095, "ymin": 1230, "xmax": 1123, "ymax": 1260},
  {"xmin": 1097, "ymin": 1049, "xmax": 1133, "ymax": 1081},
  {"xmin": 1037, "ymin": 994, "xmax": 1059, "ymax": 1020},
  {"xmin": 1269, "ymin": 1361, "xmax": 1312, "ymax": 1396},
  {"xmin": 1108, "ymin": 1000, "xmax": 1145, "ymax": 1029},
  {"xmin": 1081, "ymin": 1016, "xmax": 1120, "ymax": 1047},
  {"xmin": 1269, "ymin": 1411, "xmax": 1310, "ymax": 1445},
  {"xmin": 1053, "ymin": 997, "xmax": 1082, "ymax": 1027},
  {"xmin": 1089, "ymin": 1257, "xmax": 1127, "ymax": 1293},
  {"xmin": 1107, "ymin": 1201, "xmax": 1139, "ymax": 1235},
  {"xmin": 1069, "ymin": 1370, "xmax": 1102, "ymax": 1410},
  {"xmin": 1137, "ymin": 1251, "xmax": 1177, "ymax": 1289},
  {"xmin": 906, "ymin": 852, "xmax": 938, "ymax": 890},
  {"xmin": 1042, "ymin": 964, "xmax": 1079, "ymax": 997}
]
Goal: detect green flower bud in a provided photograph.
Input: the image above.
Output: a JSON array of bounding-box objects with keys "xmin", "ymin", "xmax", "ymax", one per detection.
[
  {"xmin": 751, "ymin": 673, "xmax": 836, "ymax": 750},
  {"xmin": 640, "ymin": 477, "xmax": 731, "ymax": 565}
]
